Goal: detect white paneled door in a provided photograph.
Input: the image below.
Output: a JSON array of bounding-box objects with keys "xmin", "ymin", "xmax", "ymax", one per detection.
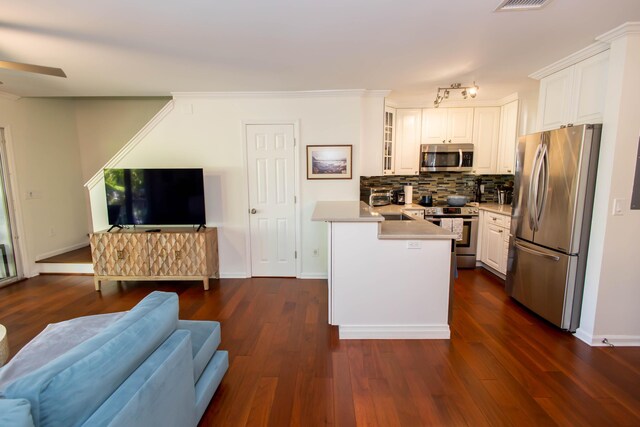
[{"xmin": 246, "ymin": 124, "xmax": 297, "ymax": 277}]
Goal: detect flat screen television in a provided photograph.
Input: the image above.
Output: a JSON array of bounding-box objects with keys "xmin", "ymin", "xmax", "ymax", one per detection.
[{"xmin": 104, "ymin": 168, "xmax": 206, "ymax": 226}]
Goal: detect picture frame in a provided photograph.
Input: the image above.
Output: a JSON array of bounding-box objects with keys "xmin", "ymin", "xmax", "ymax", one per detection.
[{"xmin": 306, "ymin": 145, "xmax": 352, "ymax": 180}]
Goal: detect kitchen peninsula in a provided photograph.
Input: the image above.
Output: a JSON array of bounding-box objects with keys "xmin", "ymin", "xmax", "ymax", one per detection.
[{"xmin": 312, "ymin": 201, "xmax": 456, "ymax": 339}]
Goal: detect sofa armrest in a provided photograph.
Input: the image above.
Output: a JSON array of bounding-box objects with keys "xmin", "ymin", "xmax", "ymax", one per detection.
[
  {"xmin": 0, "ymin": 398, "xmax": 35, "ymax": 427},
  {"xmin": 81, "ymin": 330, "xmax": 197, "ymax": 427}
]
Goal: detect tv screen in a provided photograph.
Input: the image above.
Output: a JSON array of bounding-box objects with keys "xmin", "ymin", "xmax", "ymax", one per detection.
[{"xmin": 104, "ymin": 168, "xmax": 206, "ymax": 226}]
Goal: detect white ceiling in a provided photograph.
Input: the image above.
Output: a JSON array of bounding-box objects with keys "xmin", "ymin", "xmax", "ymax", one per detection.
[{"xmin": 1, "ymin": 0, "xmax": 640, "ymax": 99}]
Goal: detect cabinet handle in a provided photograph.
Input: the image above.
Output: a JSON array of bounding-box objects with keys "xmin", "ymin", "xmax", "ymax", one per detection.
[
  {"xmin": 499, "ymin": 229, "xmax": 503, "ymax": 233},
  {"xmin": 507, "ymin": 169, "xmax": 512, "ymax": 173},
  {"xmin": 492, "ymin": 217, "xmax": 497, "ymax": 221},
  {"xmin": 448, "ymin": 139, "xmax": 452, "ymax": 143},
  {"xmin": 442, "ymin": 139, "xmax": 445, "ymax": 143}
]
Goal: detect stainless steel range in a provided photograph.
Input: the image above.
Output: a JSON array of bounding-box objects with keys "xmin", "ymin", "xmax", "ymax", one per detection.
[{"xmin": 424, "ymin": 204, "xmax": 479, "ymax": 269}]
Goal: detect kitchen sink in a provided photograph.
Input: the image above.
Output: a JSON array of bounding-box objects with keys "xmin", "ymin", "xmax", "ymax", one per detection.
[{"xmin": 381, "ymin": 213, "xmax": 415, "ymax": 221}]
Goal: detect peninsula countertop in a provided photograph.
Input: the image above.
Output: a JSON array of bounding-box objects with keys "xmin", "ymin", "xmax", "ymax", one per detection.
[{"xmin": 311, "ymin": 201, "xmax": 455, "ymax": 240}]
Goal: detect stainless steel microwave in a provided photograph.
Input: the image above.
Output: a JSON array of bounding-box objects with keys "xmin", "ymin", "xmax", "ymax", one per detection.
[{"xmin": 420, "ymin": 143, "xmax": 474, "ymax": 173}]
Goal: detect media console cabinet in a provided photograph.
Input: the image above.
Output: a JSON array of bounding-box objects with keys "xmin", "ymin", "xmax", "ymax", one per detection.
[{"xmin": 89, "ymin": 228, "xmax": 219, "ymax": 291}]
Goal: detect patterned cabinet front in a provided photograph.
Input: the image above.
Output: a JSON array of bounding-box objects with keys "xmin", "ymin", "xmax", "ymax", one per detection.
[
  {"xmin": 148, "ymin": 232, "xmax": 207, "ymax": 276},
  {"xmin": 90, "ymin": 233, "xmax": 150, "ymax": 276}
]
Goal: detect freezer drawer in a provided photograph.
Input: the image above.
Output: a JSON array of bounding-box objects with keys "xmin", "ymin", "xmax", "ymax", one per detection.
[{"xmin": 506, "ymin": 239, "xmax": 578, "ymax": 330}]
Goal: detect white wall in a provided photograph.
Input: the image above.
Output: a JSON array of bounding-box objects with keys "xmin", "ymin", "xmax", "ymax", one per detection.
[
  {"xmin": 578, "ymin": 29, "xmax": 640, "ymax": 346},
  {"xmin": 0, "ymin": 96, "xmax": 88, "ymax": 276},
  {"xmin": 74, "ymin": 98, "xmax": 170, "ymax": 182},
  {"xmin": 87, "ymin": 91, "xmax": 387, "ymax": 278}
]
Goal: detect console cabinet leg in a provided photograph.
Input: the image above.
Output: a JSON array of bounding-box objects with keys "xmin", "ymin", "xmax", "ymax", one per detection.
[
  {"xmin": 94, "ymin": 277, "xmax": 101, "ymax": 292},
  {"xmin": 203, "ymin": 277, "xmax": 209, "ymax": 291}
]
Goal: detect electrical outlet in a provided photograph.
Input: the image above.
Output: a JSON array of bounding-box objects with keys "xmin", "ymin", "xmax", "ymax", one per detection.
[
  {"xmin": 312, "ymin": 248, "xmax": 319, "ymax": 257},
  {"xmin": 407, "ymin": 241, "xmax": 421, "ymax": 249}
]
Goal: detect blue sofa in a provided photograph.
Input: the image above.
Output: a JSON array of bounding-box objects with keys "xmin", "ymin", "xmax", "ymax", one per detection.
[{"xmin": 0, "ymin": 291, "xmax": 228, "ymax": 427}]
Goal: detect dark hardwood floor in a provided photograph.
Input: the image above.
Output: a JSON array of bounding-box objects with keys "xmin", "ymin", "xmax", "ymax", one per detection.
[{"xmin": 0, "ymin": 270, "xmax": 639, "ymax": 426}]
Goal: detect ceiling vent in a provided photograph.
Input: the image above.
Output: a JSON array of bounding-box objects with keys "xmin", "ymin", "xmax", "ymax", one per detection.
[{"xmin": 495, "ymin": 0, "xmax": 553, "ymax": 11}]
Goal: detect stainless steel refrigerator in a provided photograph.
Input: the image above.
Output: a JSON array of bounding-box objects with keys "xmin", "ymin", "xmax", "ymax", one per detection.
[{"xmin": 506, "ymin": 124, "xmax": 602, "ymax": 332}]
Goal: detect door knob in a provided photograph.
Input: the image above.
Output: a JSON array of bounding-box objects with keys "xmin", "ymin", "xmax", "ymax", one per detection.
[{"xmin": 250, "ymin": 208, "xmax": 257, "ymax": 214}]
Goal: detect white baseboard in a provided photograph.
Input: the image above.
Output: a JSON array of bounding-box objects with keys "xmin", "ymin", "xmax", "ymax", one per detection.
[
  {"xmin": 38, "ymin": 263, "xmax": 94, "ymax": 275},
  {"xmin": 339, "ymin": 324, "xmax": 450, "ymax": 340},
  {"xmin": 35, "ymin": 241, "xmax": 89, "ymax": 262},
  {"xmin": 574, "ymin": 328, "xmax": 640, "ymax": 347},
  {"xmin": 298, "ymin": 273, "xmax": 328, "ymax": 279},
  {"xmin": 218, "ymin": 272, "xmax": 249, "ymax": 279}
]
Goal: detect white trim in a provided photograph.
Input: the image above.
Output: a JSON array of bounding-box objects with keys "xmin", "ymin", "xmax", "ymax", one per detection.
[
  {"xmin": 574, "ymin": 329, "xmax": 640, "ymax": 347},
  {"xmin": 596, "ymin": 21, "xmax": 640, "ymax": 44},
  {"xmin": 498, "ymin": 92, "xmax": 519, "ymax": 105},
  {"xmin": 241, "ymin": 120, "xmax": 301, "ymax": 278},
  {"xmin": 529, "ymin": 42, "xmax": 609, "ymax": 80},
  {"xmin": 298, "ymin": 272, "xmax": 328, "ymax": 279},
  {"xmin": 338, "ymin": 324, "xmax": 451, "ymax": 339},
  {"xmin": 34, "ymin": 241, "xmax": 89, "ymax": 262},
  {"xmin": 37, "ymin": 263, "xmax": 94, "ymax": 275},
  {"xmin": 388, "ymin": 96, "xmax": 518, "ymax": 110},
  {"xmin": 84, "ymin": 100, "xmax": 175, "ymax": 189},
  {"xmin": 0, "ymin": 92, "xmax": 19, "ymax": 101},
  {"xmin": 171, "ymin": 90, "xmax": 390, "ymax": 99},
  {"xmin": 0, "ymin": 126, "xmax": 29, "ymax": 278},
  {"xmin": 218, "ymin": 272, "xmax": 250, "ymax": 279}
]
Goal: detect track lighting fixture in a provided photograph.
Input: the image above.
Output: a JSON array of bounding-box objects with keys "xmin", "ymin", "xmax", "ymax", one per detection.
[{"xmin": 433, "ymin": 82, "xmax": 479, "ymax": 107}]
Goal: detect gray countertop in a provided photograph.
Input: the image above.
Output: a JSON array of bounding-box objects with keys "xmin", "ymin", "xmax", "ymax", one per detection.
[
  {"xmin": 478, "ymin": 203, "xmax": 512, "ymax": 216},
  {"xmin": 377, "ymin": 220, "xmax": 456, "ymax": 240},
  {"xmin": 311, "ymin": 201, "xmax": 384, "ymax": 222},
  {"xmin": 311, "ymin": 201, "xmax": 455, "ymax": 240}
]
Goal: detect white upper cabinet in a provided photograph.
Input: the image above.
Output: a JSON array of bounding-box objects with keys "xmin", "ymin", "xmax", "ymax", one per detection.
[
  {"xmin": 537, "ymin": 67, "xmax": 574, "ymax": 131},
  {"xmin": 570, "ymin": 51, "xmax": 609, "ymax": 124},
  {"xmin": 497, "ymin": 100, "xmax": 519, "ymax": 174},
  {"xmin": 536, "ymin": 50, "xmax": 609, "ymax": 131},
  {"xmin": 394, "ymin": 109, "xmax": 422, "ymax": 175},
  {"xmin": 471, "ymin": 107, "xmax": 500, "ymax": 175},
  {"xmin": 421, "ymin": 108, "xmax": 473, "ymax": 144},
  {"xmin": 446, "ymin": 108, "xmax": 474, "ymax": 143},
  {"xmin": 420, "ymin": 108, "xmax": 448, "ymax": 144},
  {"xmin": 383, "ymin": 106, "xmax": 396, "ymax": 175}
]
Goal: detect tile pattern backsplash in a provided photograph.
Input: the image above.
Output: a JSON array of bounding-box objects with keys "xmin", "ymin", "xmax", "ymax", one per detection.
[{"xmin": 361, "ymin": 173, "xmax": 514, "ymax": 204}]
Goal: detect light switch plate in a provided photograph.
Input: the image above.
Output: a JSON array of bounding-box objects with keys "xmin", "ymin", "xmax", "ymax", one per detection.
[{"xmin": 612, "ymin": 198, "xmax": 625, "ymax": 216}]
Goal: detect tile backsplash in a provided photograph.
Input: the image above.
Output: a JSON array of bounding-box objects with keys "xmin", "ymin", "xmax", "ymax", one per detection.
[{"xmin": 361, "ymin": 173, "xmax": 514, "ymax": 204}]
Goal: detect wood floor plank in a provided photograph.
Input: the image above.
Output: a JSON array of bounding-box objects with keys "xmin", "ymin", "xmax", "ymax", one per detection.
[{"xmin": 0, "ymin": 271, "xmax": 639, "ymax": 426}]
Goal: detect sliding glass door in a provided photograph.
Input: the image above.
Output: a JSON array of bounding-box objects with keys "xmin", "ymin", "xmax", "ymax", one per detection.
[{"xmin": 0, "ymin": 128, "xmax": 20, "ymax": 286}]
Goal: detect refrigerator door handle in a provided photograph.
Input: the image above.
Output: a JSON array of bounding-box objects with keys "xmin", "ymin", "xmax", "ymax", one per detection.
[
  {"xmin": 514, "ymin": 241, "xmax": 560, "ymax": 261},
  {"xmin": 528, "ymin": 143, "xmax": 544, "ymax": 231},
  {"xmin": 536, "ymin": 144, "xmax": 550, "ymax": 226}
]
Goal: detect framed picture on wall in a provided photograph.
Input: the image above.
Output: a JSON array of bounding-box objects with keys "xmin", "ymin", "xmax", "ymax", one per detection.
[{"xmin": 306, "ymin": 145, "xmax": 352, "ymax": 180}]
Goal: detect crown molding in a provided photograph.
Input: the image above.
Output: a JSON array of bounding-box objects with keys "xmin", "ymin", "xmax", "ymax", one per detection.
[
  {"xmin": 0, "ymin": 91, "xmax": 20, "ymax": 101},
  {"xmin": 529, "ymin": 42, "xmax": 609, "ymax": 80},
  {"xmin": 84, "ymin": 100, "xmax": 175, "ymax": 189},
  {"xmin": 386, "ymin": 94, "xmax": 518, "ymax": 110},
  {"xmin": 170, "ymin": 89, "xmax": 390, "ymax": 99},
  {"xmin": 596, "ymin": 21, "xmax": 640, "ymax": 44}
]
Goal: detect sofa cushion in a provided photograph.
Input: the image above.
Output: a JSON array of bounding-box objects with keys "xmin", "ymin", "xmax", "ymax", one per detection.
[
  {"xmin": 0, "ymin": 312, "xmax": 125, "ymax": 390},
  {"xmin": 3, "ymin": 291, "xmax": 179, "ymax": 427},
  {"xmin": 0, "ymin": 398, "xmax": 35, "ymax": 427},
  {"xmin": 177, "ymin": 320, "xmax": 221, "ymax": 382}
]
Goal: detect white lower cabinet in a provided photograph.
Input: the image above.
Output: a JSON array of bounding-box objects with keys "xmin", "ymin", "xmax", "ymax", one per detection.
[{"xmin": 479, "ymin": 211, "xmax": 510, "ymax": 275}]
